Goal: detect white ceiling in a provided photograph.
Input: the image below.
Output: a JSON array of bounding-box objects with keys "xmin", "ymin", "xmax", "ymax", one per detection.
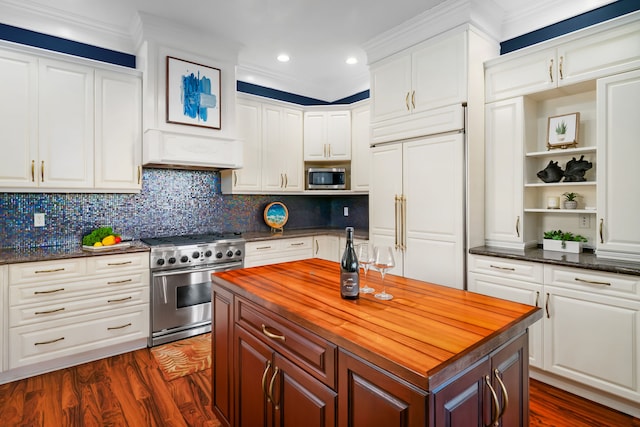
[{"xmin": 0, "ymin": 0, "xmax": 617, "ymax": 101}]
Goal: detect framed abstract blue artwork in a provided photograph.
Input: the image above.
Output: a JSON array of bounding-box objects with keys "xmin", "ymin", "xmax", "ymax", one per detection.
[{"xmin": 166, "ymin": 56, "xmax": 221, "ymax": 129}]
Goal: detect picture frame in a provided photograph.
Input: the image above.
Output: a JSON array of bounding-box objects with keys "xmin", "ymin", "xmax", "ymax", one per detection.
[
  {"xmin": 547, "ymin": 112, "xmax": 579, "ymax": 150},
  {"xmin": 166, "ymin": 56, "xmax": 221, "ymax": 129}
]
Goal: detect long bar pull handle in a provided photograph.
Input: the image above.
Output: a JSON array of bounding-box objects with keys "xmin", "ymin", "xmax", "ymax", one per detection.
[
  {"xmin": 108, "ymin": 296, "xmax": 133, "ymax": 303},
  {"xmin": 34, "ymin": 288, "xmax": 65, "ymax": 294},
  {"xmin": 600, "ymin": 218, "xmax": 604, "ymax": 243},
  {"xmin": 261, "ymin": 361, "xmax": 272, "ymax": 402},
  {"xmin": 559, "ymin": 56, "xmax": 564, "ymax": 80},
  {"xmin": 484, "ymin": 375, "xmax": 500, "ymax": 427},
  {"xmin": 401, "ymin": 195, "xmax": 407, "ymax": 251},
  {"xmin": 405, "ymin": 92, "xmax": 410, "ymax": 111},
  {"xmin": 545, "ymin": 293, "xmax": 550, "ymax": 318},
  {"xmin": 489, "ymin": 265, "xmax": 515, "ymax": 271},
  {"xmin": 549, "ymin": 59, "xmax": 554, "ymax": 82},
  {"xmin": 31, "ymin": 160, "xmax": 35, "ymax": 182},
  {"xmin": 35, "ymin": 268, "xmax": 65, "ymax": 274},
  {"xmin": 107, "ymin": 323, "xmax": 132, "ymax": 330},
  {"xmin": 41, "ymin": 160, "xmax": 44, "ymax": 182},
  {"xmin": 575, "ymin": 277, "xmax": 611, "ymax": 286},
  {"xmin": 35, "ymin": 307, "xmax": 65, "ymax": 315},
  {"xmin": 269, "ymin": 367, "xmax": 280, "ymax": 410},
  {"xmin": 515, "ymin": 216, "xmax": 520, "ymax": 238},
  {"xmin": 261, "ymin": 324, "xmax": 286, "ymax": 341},
  {"xmin": 35, "ymin": 337, "xmax": 64, "ymax": 346},
  {"xmin": 394, "ymin": 195, "xmax": 400, "ymax": 249},
  {"xmin": 494, "ymin": 369, "xmax": 509, "ymax": 421},
  {"xmin": 107, "ymin": 261, "xmax": 132, "ymax": 266}
]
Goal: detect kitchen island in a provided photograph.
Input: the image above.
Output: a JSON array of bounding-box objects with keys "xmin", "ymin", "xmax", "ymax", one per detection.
[{"xmin": 211, "ymin": 258, "xmax": 541, "ymax": 427}]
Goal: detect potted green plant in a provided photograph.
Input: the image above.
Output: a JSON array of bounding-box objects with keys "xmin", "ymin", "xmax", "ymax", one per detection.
[
  {"xmin": 543, "ymin": 229, "xmax": 588, "ymax": 253},
  {"xmin": 562, "ymin": 192, "xmax": 579, "ymax": 209},
  {"xmin": 555, "ymin": 120, "xmax": 567, "ymax": 141}
]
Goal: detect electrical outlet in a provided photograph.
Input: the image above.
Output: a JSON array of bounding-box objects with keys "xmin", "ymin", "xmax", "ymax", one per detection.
[
  {"xmin": 579, "ymin": 214, "xmax": 590, "ymax": 229},
  {"xmin": 343, "ymin": 206, "xmax": 349, "ymax": 217},
  {"xmin": 34, "ymin": 213, "xmax": 45, "ymax": 227}
]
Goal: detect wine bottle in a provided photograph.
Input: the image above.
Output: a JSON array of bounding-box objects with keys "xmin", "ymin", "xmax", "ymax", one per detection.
[{"xmin": 340, "ymin": 227, "xmax": 359, "ymax": 299}]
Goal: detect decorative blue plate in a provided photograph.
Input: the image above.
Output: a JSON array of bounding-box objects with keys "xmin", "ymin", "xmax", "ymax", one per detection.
[{"xmin": 264, "ymin": 202, "xmax": 288, "ymax": 230}]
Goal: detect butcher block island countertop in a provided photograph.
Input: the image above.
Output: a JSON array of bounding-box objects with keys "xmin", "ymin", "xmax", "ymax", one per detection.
[{"xmin": 211, "ymin": 258, "xmax": 542, "ymax": 427}]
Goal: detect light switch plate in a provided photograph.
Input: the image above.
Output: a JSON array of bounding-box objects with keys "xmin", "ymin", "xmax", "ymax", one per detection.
[{"xmin": 34, "ymin": 213, "xmax": 45, "ymax": 227}]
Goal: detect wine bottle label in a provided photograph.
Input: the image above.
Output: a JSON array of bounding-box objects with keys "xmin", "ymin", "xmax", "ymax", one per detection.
[{"xmin": 341, "ymin": 272, "xmax": 359, "ymax": 297}]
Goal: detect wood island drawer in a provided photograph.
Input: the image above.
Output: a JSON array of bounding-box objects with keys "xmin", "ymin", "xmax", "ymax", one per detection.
[
  {"xmin": 235, "ymin": 297, "xmax": 336, "ymax": 388},
  {"xmin": 469, "ymin": 254, "xmax": 543, "ymax": 283},
  {"xmin": 9, "ymin": 258, "xmax": 86, "ymax": 285}
]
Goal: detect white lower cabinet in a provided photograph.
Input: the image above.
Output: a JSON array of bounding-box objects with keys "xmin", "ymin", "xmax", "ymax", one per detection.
[
  {"xmin": 0, "ymin": 265, "xmax": 6, "ymax": 372},
  {"xmin": 313, "ymin": 235, "xmax": 340, "ymax": 262},
  {"xmin": 4, "ymin": 252, "xmax": 149, "ymax": 379},
  {"xmin": 244, "ymin": 237, "xmax": 313, "ymax": 268},
  {"xmin": 468, "ymin": 254, "xmax": 640, "ymax": 416}
]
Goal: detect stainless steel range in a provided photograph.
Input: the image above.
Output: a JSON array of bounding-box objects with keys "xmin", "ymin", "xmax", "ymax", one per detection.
[{"xmin": 141, "ymin": 232, "xmax": 245, "ymax": 347}]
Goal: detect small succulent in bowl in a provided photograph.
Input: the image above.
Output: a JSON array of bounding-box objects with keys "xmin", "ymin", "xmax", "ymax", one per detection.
[{"xmin": 562, "ymin": 192, "xmax": 579, "ymax": 209}]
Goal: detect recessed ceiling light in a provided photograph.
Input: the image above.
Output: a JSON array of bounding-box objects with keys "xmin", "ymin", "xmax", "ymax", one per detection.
[
  {"xmin": 277, "ymin": 54, "xmax": 290, "ymax": 62},
  {"xmin": 346, "ymin": 57, "xmax": 358, "ymax": 65}
]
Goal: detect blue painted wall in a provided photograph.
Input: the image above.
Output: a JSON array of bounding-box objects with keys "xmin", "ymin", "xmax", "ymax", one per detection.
[{"xmin": 0, "ymin": 169, "xmax": 368, "ymax": 248}]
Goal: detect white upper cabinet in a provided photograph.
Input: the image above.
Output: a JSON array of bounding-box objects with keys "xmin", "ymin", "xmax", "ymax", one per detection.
[
  {"xmin": 303, "ymin": 110, "xmax": 351, "ymax": 161},
  {"xmin": 350, "ymin": 104, "xmax": 370, "ymax": 192},
  {"xmin": 485, "ymin": 14, "xmax": 640, "ymax": 102},
  {"xmin": 0, "ymin": 45, "xmax": 142, "ymax": 193},
  {"xmin": 262, "ymin": 104, "xmax": 304, "ymax": 192},
  {"xmin": 94, "ymin": 69, "xmax": 142, "ymax": 191},
  {"xmin": 597, "ymin": 69, "xmax": 640, "ymax": 261}
]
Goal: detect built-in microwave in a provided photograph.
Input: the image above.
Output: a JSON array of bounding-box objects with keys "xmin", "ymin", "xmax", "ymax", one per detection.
[{"xmin": 307, "ymin": 167, "xmax": 346, "ymax": 190}]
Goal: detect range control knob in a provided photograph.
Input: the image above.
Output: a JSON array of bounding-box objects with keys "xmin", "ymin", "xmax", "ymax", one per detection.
[
  {"xmin": 226, "ymin": 250, "xmax": 233, "ymax": 258},
  {"xmin": 180, "ymin": 255, "xmax": 189, "ymax": 263},
  {"xmin": 168, "ymin": 257, "xmax": 176, "ymax": 264},
  {"xmin": 216, "ymin": 251, "xmax": 223, "ymax": 259},
  {"xmin": 156, "ymin": 258, "xmax": 165, "ymax": 266},
  {"xmin": 204, "ymin": 250, "xmax": 213, "ymax": 257},
  {"xmin": 235, "ymin": 249, "xmax": 242, "ymax": 256},
  {"xmin": 192, "ymin": 251, "xmax": 200, "ymax": 259}
]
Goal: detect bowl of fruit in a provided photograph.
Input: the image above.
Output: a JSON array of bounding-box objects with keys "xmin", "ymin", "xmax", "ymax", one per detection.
[{"xmin": 82, "ymin": 226, "xmax": 130, "ymax": 251}]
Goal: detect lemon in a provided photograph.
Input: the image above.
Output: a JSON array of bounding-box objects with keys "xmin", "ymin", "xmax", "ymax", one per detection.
[
  {"xmin": 94, "ymin": 242, "xmax": 103, "ymax": 247},
  {"xmin": 102, "ymin": 235, "xmax": 116, "ymax": 246}
]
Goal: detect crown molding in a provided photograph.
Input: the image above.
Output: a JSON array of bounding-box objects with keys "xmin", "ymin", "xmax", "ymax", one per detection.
[{"xmin": 362, "ymin": 0, "xmax": 502, "ymax": 64}]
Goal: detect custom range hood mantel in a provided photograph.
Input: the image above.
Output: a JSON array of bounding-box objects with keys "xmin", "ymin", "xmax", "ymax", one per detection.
[{"xmin": 133, "ymin": 12, "xmax": 243, "ymax": 170}]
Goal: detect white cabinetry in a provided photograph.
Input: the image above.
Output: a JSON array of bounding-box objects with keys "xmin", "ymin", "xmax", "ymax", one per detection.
[
  {"xmin": 262, "ymin": 105, "xmax": 304, "ymax": 192},
  {"xmin": 3, "ymin": 253, "xmax": 149, "ymax": 381},
  {"xmin": 221, "ymin": 98, "xmax": 262, "ymax": 193},
  {"xmin": 94, "ymin": 69, "xmax": 142, "ymax": 190},
  {"xmin": 303, "ymin": 111, "xmax": 351, "ymax": 161},
  {"xmin": 313, "ymin": 235, "xmax": 340, "ymax": 262},
  {"xmin": 0, "ymin": 265, "xmax": 5, "ymax": 372},
  {"xmin": 370, "ymin": 31, "xmax": 466, "ymax": 128},
  {"xmin": 244, "ymin": 237, "xmax": 313, "ymax": 268},
  {"xmin": 485, "ymin": 14, "xmax": 640, "ymax": 103},
  {"xmin": 0, "ymin": 45, "xmax": 142, "ymax": 193},
  {"xmin": 596, "ymin": 69, "xmax": 640, "ymax": 261},
  {"xmin": 349, "ymin": 103, "xmax": 370, "ymax": 191},
  {"xmin": 468, "ymin": 253, "xmax": 640, "ymax": 417},
  {"xmin": 370, "ymin": 130, "xmax": 465, "ymax": 289}
]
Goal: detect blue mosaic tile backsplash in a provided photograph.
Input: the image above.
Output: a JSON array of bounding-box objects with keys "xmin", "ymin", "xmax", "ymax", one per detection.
[{"xmin": 0, "ymin": 168, "xmax": 368, "ymax": 248}]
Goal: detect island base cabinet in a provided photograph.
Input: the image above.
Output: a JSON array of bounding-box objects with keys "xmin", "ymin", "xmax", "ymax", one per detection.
[
  {"xmin": 431, "ymin": 332, "xmax": 529, "ymax": 427},
  {"xmin": 235, "ymin": 326, "xmax": 337, "ymax": 427},
  {"xmin": 338, "ymin": 349, "xmax": 427, "ymax": 427}
]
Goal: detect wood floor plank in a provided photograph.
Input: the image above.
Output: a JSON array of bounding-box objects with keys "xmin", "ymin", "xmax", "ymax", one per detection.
[{"xmin": 1, "ymin": 343, "xmax": 638, "ymax": 426}]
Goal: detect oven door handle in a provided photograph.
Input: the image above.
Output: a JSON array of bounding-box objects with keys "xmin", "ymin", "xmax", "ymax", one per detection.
[
  {"xmin": 160, "ymin": 276, "xmax": 168, "ymax": 304},
  {"xmin": 152, "ymin": 262, "xmax": 244, "ymax": 278}
]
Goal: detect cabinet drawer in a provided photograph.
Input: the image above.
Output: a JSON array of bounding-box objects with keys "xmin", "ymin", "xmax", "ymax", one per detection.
[
  {"xmin": 469, "ymin": 255, "xmax": 543, "ymax": 283},
  {"xmin": 86, "ymin": 252, "xmax": 149, "ymax": 273},
  {"xmin": 9, "ymin": 304, "xmax": 149, "ymax": 369},
  {"xmin": 9, "ymin": 271, "xmax": 148, "ymax": 306},
  {"xmin": 9, "ymin": 286, "xmax": 149, "ymax": 326},
  {"xmin": 9, "ymin": 258, "xmax": 86, "ymax": 285},
  {"xmin": 245, "ymin": 237, "xmax": 313, "ymax": 267},
  {"xmin": 236, "ymin": 297, "xmax": 336, "ymax": 388},
  {"xmin": 544, "ymin": 265, "xmax": 640, "ymax": 300}
]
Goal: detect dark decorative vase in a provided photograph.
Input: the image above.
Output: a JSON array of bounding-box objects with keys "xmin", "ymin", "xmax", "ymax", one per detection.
[
  {"xmin": 537, "ymin": 160, "xmax": 564, "ymax": 183},
  {"xmin": 563, "ymin": 155, "xmax": 593, "ymax": 182}
]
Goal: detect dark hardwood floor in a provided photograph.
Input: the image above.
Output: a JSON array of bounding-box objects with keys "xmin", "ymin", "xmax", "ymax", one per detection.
[{"xmin": 0, "ymin": 345, "xmax": 638, "ymax": 426}]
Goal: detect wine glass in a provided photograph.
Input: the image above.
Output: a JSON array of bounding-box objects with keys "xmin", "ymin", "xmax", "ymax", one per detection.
[
  {"xmin": 373, "ymin": 246, "xmax": 395, "ymax": 301},
  {"xmin": 356, "ymin": 243, "xmax": 374, "ymax": 294}
]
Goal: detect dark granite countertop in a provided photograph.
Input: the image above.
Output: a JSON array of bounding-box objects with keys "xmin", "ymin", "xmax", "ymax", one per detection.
[
  {"xmin": 242, "ymin": 227, "xmax": 369, "ymax": 242},
  {"xmin": 0, "ymin": 241, "xmax": 150, "ymax": 265},
  {"xmin": 469, "ymin": 245, "xmax": 640, "ymax": 276}
]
